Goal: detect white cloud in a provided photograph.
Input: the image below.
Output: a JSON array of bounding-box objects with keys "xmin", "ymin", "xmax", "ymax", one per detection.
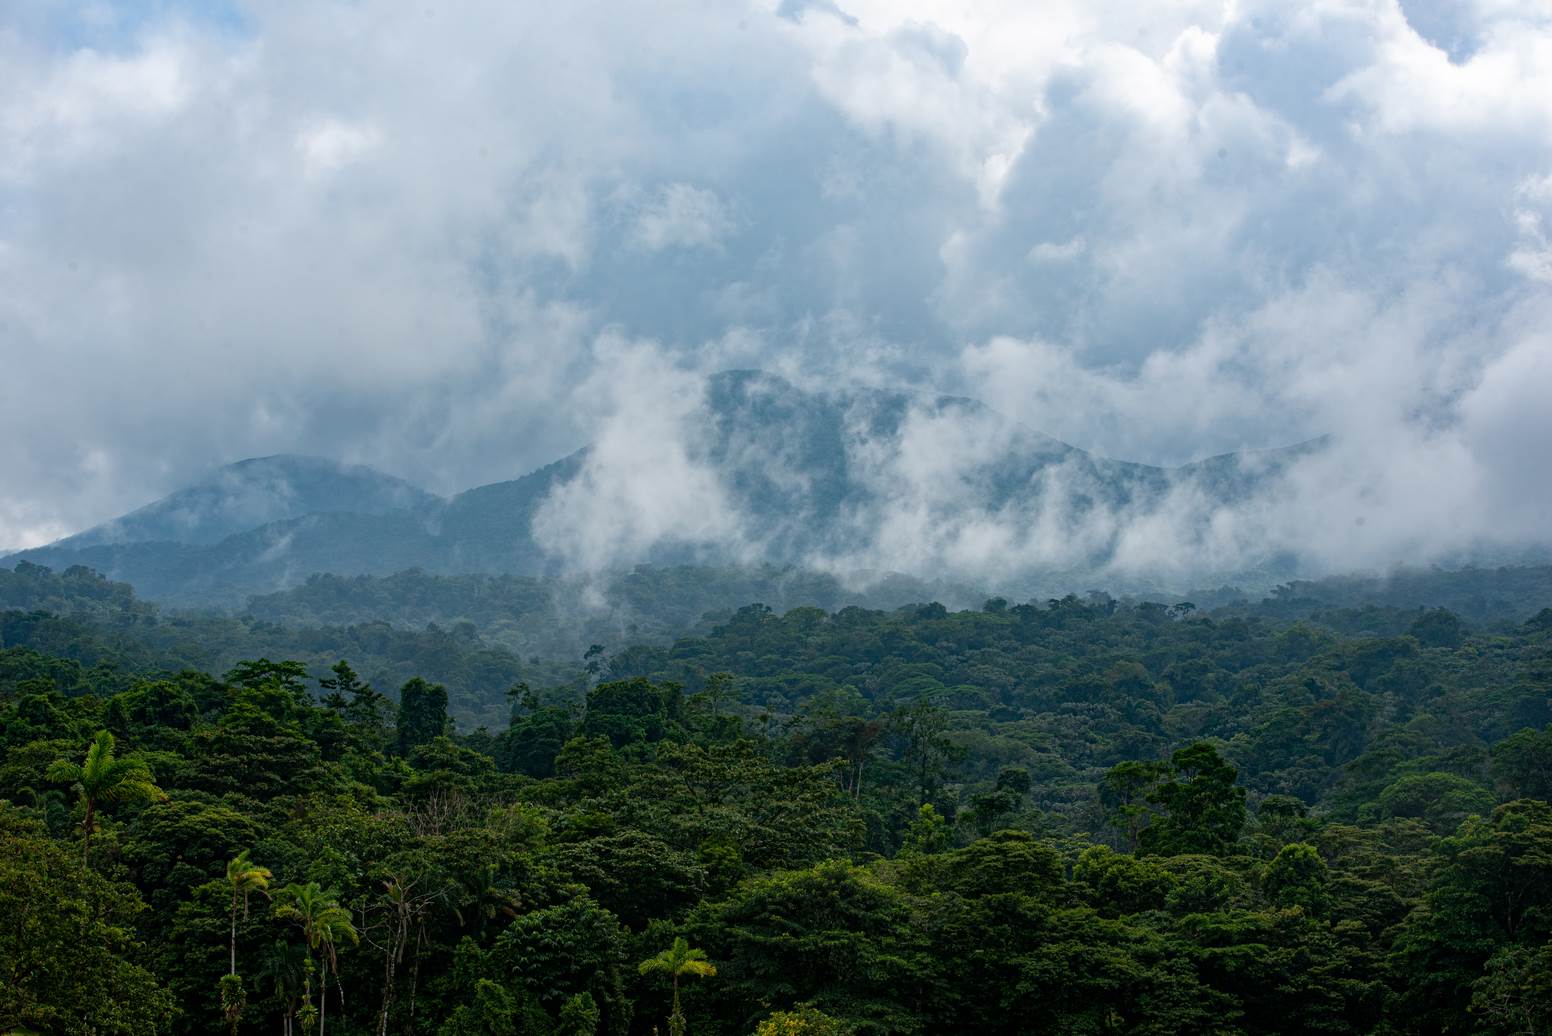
[
  {"xmin": 295, "ymin": 117, "xmax": 381, "ymax": 178},
  {"xmin": 627, "ymin": 183, "xmax": 734, "ymax": 252},
  {"xmin": 530, "ymin": 337, "xmax": 747, "ymax": 571},
  {"xmin": 1, "ymin": 0, "xmax": 1551, "ymax": 587}
]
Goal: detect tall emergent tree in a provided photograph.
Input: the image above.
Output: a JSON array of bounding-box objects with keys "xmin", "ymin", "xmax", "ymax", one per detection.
[
  {"xmin": 228, "ymin": 850, "xmax": 274, "ymax": 975},
  {"xmin": 395, "ymin": 677, "xmax": 449, "ymax": 756},
  {"xmin": 221, "ymin": 850, "xmax": 273, "ymax": 1034},
  {"xmin": 638, "ymin": 937, "xmax": 716, "ymax": 1036},
  {"xmin": 275, "ymin": 882, "xmax": 359, "ymax": 1036},
  {"xmin": 46, "ymin": 729, "xmax": 166, "ymax": 862}
]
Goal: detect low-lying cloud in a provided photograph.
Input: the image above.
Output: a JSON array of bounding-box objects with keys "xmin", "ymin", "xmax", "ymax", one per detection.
[{"xmin": 2, "ymin": 0, "xmax": 1550, "ymax": 589}]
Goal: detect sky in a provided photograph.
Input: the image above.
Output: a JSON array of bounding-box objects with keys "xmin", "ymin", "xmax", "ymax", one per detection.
[{"xmin": 2, "ymin": 0, "xmax": 1551, "ymax": 579}]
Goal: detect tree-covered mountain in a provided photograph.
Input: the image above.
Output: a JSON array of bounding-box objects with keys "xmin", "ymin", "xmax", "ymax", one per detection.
[
  {"xmin": 53, "ymin": 454, "xmax": 441, "ymax": 550},
  {"xmin": 4, "ymin": 371, "xmax": 1321, "ymax": 605}
]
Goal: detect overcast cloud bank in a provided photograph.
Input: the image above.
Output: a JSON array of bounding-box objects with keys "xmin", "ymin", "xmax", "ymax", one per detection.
[{"xmin": 3, "ymin": 0, "xmax": 1550, "ymax": 585}]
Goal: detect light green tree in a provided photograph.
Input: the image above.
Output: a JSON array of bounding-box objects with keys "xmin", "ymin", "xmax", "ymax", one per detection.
[
  {"xmin": 227, "ymin": 850, "xmax": 274, "ymax": 976},
  {"xmin": 637, "ymin": 937, "xmax": 715, "ymax": 1036},
  {"xmin": 46, "ymin": 730, "xmax": 166, "ymax": 862},
  {"xmin": 754, "ymin": 1006, "xmax": 853, "ymax": 1036},
  {"xmin": 220, "ymin": 850, "xmax": 273, "ymax": 1033}
]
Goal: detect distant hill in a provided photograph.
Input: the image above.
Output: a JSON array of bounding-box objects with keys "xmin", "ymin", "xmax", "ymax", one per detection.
[
  {"xmin": 53, "ymin": 454, "xmax": 440, "ymax": 550},
  {"xmin": 4, "ymin": 371, "xmax": 1321, "ymax": 604}
]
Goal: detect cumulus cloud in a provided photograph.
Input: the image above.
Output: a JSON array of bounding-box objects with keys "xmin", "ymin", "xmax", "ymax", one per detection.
[
  {"xmin": 529, "ymin": 338, "xmax": 747, "ymax": 572},
  {"xmin": 2, "ymin": 0, "xmax": 1551, "ymax": 590}
]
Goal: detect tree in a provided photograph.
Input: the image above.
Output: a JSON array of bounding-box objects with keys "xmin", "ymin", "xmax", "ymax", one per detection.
[
  {"xmin": 1391, "ymin": 800, "xmax": 1552, "ymax": 1033},
  {"xmin": 46, "ymin": 729, "xmax": 166, "ymax": 862},
  {"xmin": 500, "ymin": 704, "xmax": 575, "ymax": 777},
  {"xmin": 0, "ymin": 807, "xmax": 175, "ymax": 1035},
  {"xmin": 493, "ymin": 895, "xmax": 630, "ymax": 1036},
  {"xmin": 755, "ymin": 1006, "xmax": 853, "ymax": 1035},
  {"xmin": 275, "ymin": 882, "xmax": 359, "ymax": 1036},
  {"xmin": 1471, "ymin": 943, "xmax": 1552, "ymax": 1036},
  {"xmin": 1138, "ymin": 742, "xmax": 1246, "ymax": 857},
  {"xmin": 396, "ymin": 677, "xmax": 449, "ymax": 756},
  {"xmin": 691, "ymin": 862, "xmax": 919, "ymax": 1031},
  {"xmin": 225, "ymin": 659, "xmax": 312, "ymax": 702},
  {"xmin": 550, "ymin": 831, "xmax": 706, "ymax": 930},
  {"xmin": 1262, "ymin": 843, "xmax": 1329, "ymax": 915},
  {"xmin": 901, "ymin": 803, "xmax": 950, "ymax": 855},
  {"xmin": 320, "ymin": 659, "xmax": 389, "ymax": 742},
  {"xmin": 1489, "ymin": 725, "xmax": 1552, "ymax": 800},
  {"xmin": 965, "ymin": 771, "xmax": 1030, "ymax": 839},
  {"xmin": 1099, "ymin": 759, "xmax": 1165, "ymax": 851},
  {"xmin": 256, "ymin": 938, "xmax": 309, "ymax": 1036},
  {"xmin": 557, "ymin": 991, "xmax": 602, "ymax": 1036},
  {"xmin": 1377, "ymin": 771, "xmax": 1494, "ymax": 834},
  {"xmin": 317, "ymin": 660, "xmax": 357, "ymax": 711},
  {"xmin": 227, "ymin": 850, "xmax": 274, "ymax": 976},
  {"xmin": 438, "ymin": 979, "xmax": 517, "ymax": 1036},
  {"xmin": 638, "ymin": 937, "xmax": 716, "ymax": 1036},
  {"xmin": 581, "ymin": 677, "xmax": 683, "ymax": 747},
  {"xmin": 892, "ymin": 697, "xmax": 958, "ymax": 807}
]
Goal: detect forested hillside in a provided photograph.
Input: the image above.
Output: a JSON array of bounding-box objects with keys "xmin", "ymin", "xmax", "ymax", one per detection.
[
  {"xmin": 0, "ymin": 563, "xmax": 972, "ymax": 728},
  {"xmin": 4, "ymin": 563, "xmax": 1552, "ymax": 1034}
]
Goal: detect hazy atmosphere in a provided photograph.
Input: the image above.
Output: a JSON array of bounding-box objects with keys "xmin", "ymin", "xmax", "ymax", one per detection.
[
  {"xmin": 12, "ymin": 6, "xmax": 1552, "ymax": 1036},
  {"xmin": 5, "ymin": 0, "xmax": 1552, "ymax": 580}
]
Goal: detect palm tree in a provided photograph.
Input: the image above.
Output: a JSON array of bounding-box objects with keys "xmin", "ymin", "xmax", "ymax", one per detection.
[
  {"xmin": 275, "ymin": 882, "xmax": 359, "ymax": 1036},
  {"xmin": 256, "ymin": 937, "xmax": 309, "ymax": 1036},
  {"xmin": 638, "ymin": 937, "xmax": 716, "ymax": 1036},
  {"xmin": 228, "ymin": 850, "xmax": 274, "ymax": 976},
  {"xmin": 46, "ymin": 729, "xmax": 166, "ymax": 862}
]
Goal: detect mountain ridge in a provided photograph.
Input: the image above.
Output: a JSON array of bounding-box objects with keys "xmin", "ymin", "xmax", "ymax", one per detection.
[
  {"xmin": 4, "ymin": 371, "xmax": 1323, "ymax": 603},
  {"xmin": 50, "ymin": 453, "xmax": 442, "ymax": 551}
]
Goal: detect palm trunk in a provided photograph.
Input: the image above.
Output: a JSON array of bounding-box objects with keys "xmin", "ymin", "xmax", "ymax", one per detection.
[
  {"xmin": 377, "ymin": 947, "xmax": 394, "ymax": 1036},
  {"xmin": 406, "ymin": 920, "xmax": 425, "ymax": 1035},
  {"xmin": 230, "ymin": 895, "xmax": 239, "ymax": 976},
  {"xmin": 81, "ymin": 797, "xmax": 95, "ymax": 863},
  {"xmin": 377, "ymin": 931, "xmax": 397, "ymax": 1036},
  {"xmin": 319, "ymin": 961, "xmax": 327, "ymax": 1036}
]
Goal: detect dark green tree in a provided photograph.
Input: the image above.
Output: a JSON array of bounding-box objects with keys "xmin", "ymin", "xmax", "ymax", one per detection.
[
  {"xmin": 1138, "ymin": 742, "xmax": 1245, "ymax": 856},
  {"xmin": 396, "ymin": 677, "xmax": 450, "ymax": 756}
]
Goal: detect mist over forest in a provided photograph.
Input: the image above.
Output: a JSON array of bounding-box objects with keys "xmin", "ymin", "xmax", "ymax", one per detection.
[{"xmin": 6, "ymin": 1, "xmax": 1552, "ymax": 1034}]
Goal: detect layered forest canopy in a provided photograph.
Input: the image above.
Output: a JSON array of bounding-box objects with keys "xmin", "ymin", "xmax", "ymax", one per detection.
[{"xmin": 4, "ymin": 561, "xmax": 1552, "ymax": 1033}]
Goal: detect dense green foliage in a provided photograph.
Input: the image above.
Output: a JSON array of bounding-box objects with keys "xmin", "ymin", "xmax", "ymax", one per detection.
[
  {"xmin": 0, "ymin": 562, "xmax": 966, "ymax": 727},
  {"xmin": 5, "ymin": 563, "xmax": 1552, "ymax": 1033}
]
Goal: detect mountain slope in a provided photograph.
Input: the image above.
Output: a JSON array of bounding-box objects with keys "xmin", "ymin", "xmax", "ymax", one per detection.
[
  {"xmin": 54, "ymin": 454, "xmax": 441, "ymax": 549},
  {"xmin": 4, "ymin": 373, "xmax": 1321, "ymax": 603}
]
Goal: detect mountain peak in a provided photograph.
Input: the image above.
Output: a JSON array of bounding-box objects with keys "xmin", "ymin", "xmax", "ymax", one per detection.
[{"xmin": 48, "ymin": 454, "xmax": 439, "ymax": 550}]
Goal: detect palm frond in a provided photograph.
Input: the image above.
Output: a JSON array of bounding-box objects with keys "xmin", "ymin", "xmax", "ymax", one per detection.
[{"xmin": 45, "ymin": 760, "xmax": 83, "ymax": 784}]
